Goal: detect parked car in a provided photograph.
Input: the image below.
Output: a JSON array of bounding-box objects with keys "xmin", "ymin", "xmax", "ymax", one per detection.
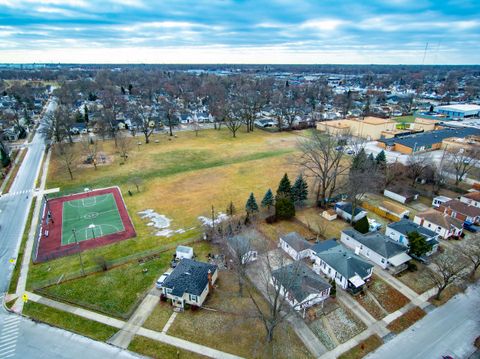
[
  {"xmin": 155, "ymin": 272, "xmax": 170, "ymax": 289},
  {"xmin": 463, "ymin": 221, "xmax": 479, "ymax": 233}
]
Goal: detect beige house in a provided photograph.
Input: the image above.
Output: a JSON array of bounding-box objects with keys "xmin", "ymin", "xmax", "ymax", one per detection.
[{"xmin": 317, "ymin": 117, "xmax": 397, "ymax": 140}]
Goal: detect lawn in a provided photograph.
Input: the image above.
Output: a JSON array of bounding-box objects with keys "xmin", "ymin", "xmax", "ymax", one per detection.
[
  {"xmin": 323, "ymin": 303, "xmax": 367, "ymax": 344},
  {"xmin": 33, "ymin": 128, "xmax": 302, "ymax": 284},
  {"xmin": 396, "ymin": 260, "xmax": 434, "ymax": 294},
  {"xmin": 386, "ymin": 306, "xmax": 426, "ymax": 334},
  {"xmin": 166, "ymin": 270, "xmax": 312, "ymax": 358},
  {"xmin": 338, "ymin": 334, "xmax": 383, "ymax": 359},
  {"xmin": 128, "ymin": 335, "xmax": 209, "ymax": 359},
  {"xmin": 142, "ymin": 302, "xmax": 175, "ymax": 332},
  {"xmin": 296, "ymin": 207, "xmax": 348, "ymax": 239},
  {"xmin": 367, "ymin": 275, "xmax": 409, "ymax": 313},
  {"xmin": 257, "ymin": 218, "xmax": 317, "ymax": 243},
  {"xmin": 393, "ymin": 115, "xmax": 415, "ymax": 123},
  {"xmin": 35, "ymin": 241, "xmax": 216, "ymax": 319},
  {"xmin": 23, "ymin": 301, "xmax": 118, "ymax": 342}
]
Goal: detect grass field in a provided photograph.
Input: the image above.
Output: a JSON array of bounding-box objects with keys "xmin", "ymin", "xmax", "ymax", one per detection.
[
  {"xmin": 61, "ymin": 193, "xmax": 124, "ymax": 244},
  {"xmin": 392, "ymin": 115, "xmax": 415, "ymax": 123},
  {"xmin": 31, "ymin": 128, "xmax": 302, "ymax": 284},
  {"xmin": 129, "ymin": 335, "xmax": 209, "ymax": 359}
]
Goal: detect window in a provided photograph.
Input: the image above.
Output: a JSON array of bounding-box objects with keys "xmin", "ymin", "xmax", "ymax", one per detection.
[
  {"xmin": 189, "ymin": 294, "xmax": 197, "ymax": 302},
  {"xmin": 381, "ymin": 258, "xmax": 385, "ymax": 264},
  {"xmin": 328, "ymin": 268, "xmax": 331, "ymax": 274}
]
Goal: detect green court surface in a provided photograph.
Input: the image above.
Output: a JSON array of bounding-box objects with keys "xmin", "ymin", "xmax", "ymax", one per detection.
[{"xmin": 61, "ymin": 193, "xmax": 125, "ymax": 245}]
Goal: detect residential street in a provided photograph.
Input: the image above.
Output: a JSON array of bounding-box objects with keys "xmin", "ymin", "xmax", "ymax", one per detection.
[
  {"xmin": 367, "ymin": 282, "xmax": 480, "ymax": 359},
  {"xmin": 0, "ymin": 99, "xmax": 140, "ymax": 359}
]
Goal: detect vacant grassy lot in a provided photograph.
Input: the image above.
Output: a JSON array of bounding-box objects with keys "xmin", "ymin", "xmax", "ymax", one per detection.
[
  {"xmin": 36, "ymin": 241, "xmax": 216, "ymax": 319},
  {"xmin": 393, "ymin": 115, "xmax": 415, "ymax": 123},
  {"xmin": 257, "ymin": 218, "xmax": 317, "ymax": 243},
  {"xmin": 129, "ymin": 335, "xmax": 208, "ymax": 359},
  {"xmin": 23, "ymin": 301, "xmax": 118, "ymax": 342},
  {"xmin": 338, "ymin": 334, "xmax": 383, "ymax": 359},
  {"xmin": 166, "ymin": 270, "xmax": 312, "ymax": 358},
  {"xmin": 296, "ymin": 207, "xmax": 348, "ymax": 239},
  {"xmin": 387, "ymin": 306, "xmax": 426, "ymax": 334}
]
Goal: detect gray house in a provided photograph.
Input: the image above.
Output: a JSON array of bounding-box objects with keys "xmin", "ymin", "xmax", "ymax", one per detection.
[
  {"xmin": 160, "ymin": 259, "xmax": 218, "ymax": 309},
  {"xmin": 272, "ymin": 262, "xmax": 331, "ymax": 318},
  {"xmin": 341, "ymin": 229, "xmax": 411, "ymax": 273},
  {"xmin": 279, "ymin": 232, "xmax": 311, "ymax": 260},
  {"xmin": 385, "ymin": 219, "xmax": 439, "ymax": 256}
]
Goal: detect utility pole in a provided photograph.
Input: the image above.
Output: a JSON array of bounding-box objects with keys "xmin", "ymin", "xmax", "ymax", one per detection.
[
  {"xmin": 72, "ymin": 228, "xmax": 85, "ymax": 276},
  {"xmin": 211, "ymin": 205, "xmax": 215, "ymax": 240}
]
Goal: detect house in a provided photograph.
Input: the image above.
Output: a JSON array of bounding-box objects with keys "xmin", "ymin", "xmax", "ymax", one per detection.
[
  {"xmin": 272, "ymin": 262, "xmax": 331, "ymax": 318},
  {"xmin": 414, "ymin": 209, "xmax": 463, "ymax": 239},
  {"xmin": 69, "ymin": 122, "xmax": 88, "ymax": 135},
  {"xmin": 176, "ymin": 245, "xmax": 194, "ymax": 260},
  {"xmin": 254, "ymin": 119, "xmax": 277, "ymax": 128},
  {"xmin": 310, "ymin": 239, "xmax": 373, "ymax": 294},
  {"xmin": 279, "ymin": 232, "xmax": 311, "ymax": 260},
  {"xmin": 378, "ymin": 201, "xmax": 410, "ymax": 220},
  {"xmin": 384, "ymin": 186, "xmax": 419, "ymax": 204},
  {"xmin": 160, "ymin": 259, "xmax": 218, "ymax": 308},
  {"xmin": 316, "ymin": 117, "xmax": 397, "ymax": 140},
  {"xmin": 340, "ymin": 229, "xmax": 411, "ymax": 273},
  {"xmin": 322, "ymin": 209, "xmax": 337, "ymax": 221},
  {"xmin": 2, "ymin": 126, "xmax": 24, "ymax": 141},
  {"xmin": 386, "ymin": 219, "xmax": 440, "ymax": 256},
  {"xmin": 335, "ymin": 202, "xmax": 367, "ymax": 223},
  {"xmin": 459, "ymin": 191, "xmax": 480, "ymax": 209},
  {"xmin": 432, "ymin": 195, "xmax": 451, "ymax": 208},
  {"xmin": 226, "ymin": 235, "xmax": 258, "ymax": 264},
  {"xmin": 437, "ymin": 199, "xmax": 480, "ymax": 224}
]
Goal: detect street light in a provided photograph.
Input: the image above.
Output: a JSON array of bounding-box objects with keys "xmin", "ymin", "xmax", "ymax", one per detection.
[{"xmin": 72, "ymin": 228, "xmax": 85, "ymax": 276}]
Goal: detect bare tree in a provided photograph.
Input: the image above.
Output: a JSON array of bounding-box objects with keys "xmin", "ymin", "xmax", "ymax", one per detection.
[
  {"xmin": 131, "ymin": 102, "xmax": 157, "ymax": 144},
  {"xmin": 128, "ymin": 176, "xmax": 144, "ymax": 192},
  {"xmin": 445, "ymin": 148, "xmax": 480, "ymax": 185},
  {"xmin": 55, "ymin": 142, "xmax": 77, "ymax": 180},
  {"xmin": 41, "ymin": 105, "xmax": 71, "ymax": 143},
  {"xmin": 298, "ymin": 130, "xmax": 349, "ymax": 207},
  {"xmin": 80, "ymin": 135, "xmax": 100, "ymax": 170},
  {"xmin": 406, "ymin": 152, "xmax": 431, "ymax": 187},
  {"xmin": 459, "ymin": 236, "xmax": 480, "ymax": 279},
  {"xmin": 117, "ymin": 131, "xmax": 132, "ymax": 163},
  {"xmin": 224, "ymin": 101, "xmax": 243, "ymax": 138},
  {"xmin": 426, "ymin": 250, "xmax": 467, "ymax": 300},
  {"xmin": 432, "ymin": 149, "xmax": 449, "ymax": 194}
]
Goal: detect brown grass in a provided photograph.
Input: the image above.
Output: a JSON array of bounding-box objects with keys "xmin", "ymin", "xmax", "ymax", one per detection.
[
  {"xmin": 338, "ymin": 334, "xmax": 383, "ymax": 359},
  {"xmin": 257, "ymin": 218, "xmax": 317, "ymax": 244},
  {"xmin": 368, "ymin": 275, "xmax": 409, "ymax": 313},
  {"xmin": 355, "ymin": 293, "xmax": 385, "ymax": 321},
  {"xmin": 296, "ymin": 207, "xmax": 348, "ymax": 239},
  {"xmin": 386, "ymin": 306, "xmax": 426, "ymax": 334},
  {"xmin": 429, "ymin": 284, "xmax": 463, "ymax": 307},
  {"xmin": 129, "ymin": 335, "xmax": 209, "ymax": 359},
  {"xmin": 396, "ymin": 260, "xmax": 435, "ymax": 294}
]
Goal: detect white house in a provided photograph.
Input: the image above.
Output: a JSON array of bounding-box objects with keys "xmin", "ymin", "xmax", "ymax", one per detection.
[
  {"xmin": 227, "ymin": 235, "xmax": 258, "ymax": 264},
  {"xmin": 340, "ymin": 229, "xmax": 411, "ymax": 273},
  {"xmin": 386, "ymin": 219, "xmax": 439, "ymax": 256},
  {"xmin": 176, "ymin": 245, "xmax": 194, "ymax": 260},
  {"xmin": 279, "ymin": 232, "xmax": 312, "ymax": 260},
  {"xmin": 414, "ymin": 209, "xmax": 463, "ymax": 239},
  {"xmin": 460, "ymin": 191, "xmax": 480, "ymax": 208},
  {"xmin": 272, "ymin": 262, "xmax": 331, "ymax": 318},
  {"xmin": 310, "ymin": 239, "xmax": 373, "ymax": 294},
  {"xmin": 384, "ymin": 186, "xmax": 419, "ymax": 204},
  {"xmin": 432, "ymin": 196, "xmax": 451, "ymax": 208},
  {"xmin": 160, "ymin": 259, "xmax": 218, "ymax": 309},
  {"xmin": 334, "ymin": 202, "xmax": 367, "ymax": 223}
]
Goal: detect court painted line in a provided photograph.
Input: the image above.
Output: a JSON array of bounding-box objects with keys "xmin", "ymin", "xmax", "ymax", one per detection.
[
  {"xmin": 0, "ymin": 340, "xmax": 16, "ymax": 349},
  {"xmin": 1, "ymin": 323, "xmax": 18, "ymax": 330},
  {"xmin": 2, "ymin": 317, "xmax": 19, "ymax": 324}
]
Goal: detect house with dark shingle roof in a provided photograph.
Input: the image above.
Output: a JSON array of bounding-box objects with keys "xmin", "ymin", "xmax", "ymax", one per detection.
[
  {"xmin": 310, "ymin": 239, "xmax": 373, "ymax": 294},
  {"xmin": 460, "ymin": 191, "xmax": 480, "ymax": 209},
  {"xmin": 334, "ymin": 202, "xmax": 367, "ymax": 222},
  {"xmin": 386, "ymin": 219, "xmax": 439, "ymax": 256},
  {"xmin": 160, "ymin": 259, "xmax": 218, "ymax": 309},
  {"xmin": 438, "ymin": 199, "xmax": 480, "ymax": 224},
  {"xmin": 279, "ymin": 232, "xmax": 312, "ymax": 260},
  {"xmin": 272, "ymin": 262, "xmax": 331, "ymax": 318},
  {"xmin": 340, "ymin": 229, "xmax": 411, "ymax": 273}
]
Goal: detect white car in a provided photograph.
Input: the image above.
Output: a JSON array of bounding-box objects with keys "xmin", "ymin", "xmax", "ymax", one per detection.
[{"xmin": 155, "ymin": 272, "xmax": 170, "ymax": 289}]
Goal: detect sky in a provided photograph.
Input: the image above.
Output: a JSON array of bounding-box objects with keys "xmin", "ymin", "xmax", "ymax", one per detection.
[{"xmin": 0, "ymin": 0, "xmax": 479, "ymax": 64}]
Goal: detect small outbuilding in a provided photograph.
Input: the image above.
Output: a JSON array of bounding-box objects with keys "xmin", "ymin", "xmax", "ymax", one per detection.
[{"xmin": 176, "ymin": 245, "xmax": 194, "ymax": 260}]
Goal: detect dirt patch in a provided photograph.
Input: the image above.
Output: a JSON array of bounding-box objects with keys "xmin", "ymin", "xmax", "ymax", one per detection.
[
  {"xmin": 386, "ymin": 306, "xmax": 426, "ymax": 334},
  {"xmin": 368, "ymin": 275, "xmax": 409, "ymax": 313},
  {"xmin": 325, "ymin": 303, "xmax": 367, "ymax": 344},
  {"xmin": 77, "ymin": 152, "xmax": 114, "ymax": 168}
]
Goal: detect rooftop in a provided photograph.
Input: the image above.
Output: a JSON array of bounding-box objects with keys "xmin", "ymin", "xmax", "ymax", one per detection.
[
  {"xmin": 280, "ymin": 232, "xmax": 312, "ymax": 252},
  {"xmin": 435, "ymin": 104, "xmax": 480, "ymax": 112},
  {"xmin": 162, "ymin": 259, "xmax": 217, "ymax": 297},
  {"xmin": 342, "ymin": 229, "xmax": 408, "ymax": 258},
  {"xmin": 415, "ymin": 209, "xmax": 463, "ymax": 229},
  {"xmin": 442, "ymin": 199, "xmax": 480, "ymax": 218}
]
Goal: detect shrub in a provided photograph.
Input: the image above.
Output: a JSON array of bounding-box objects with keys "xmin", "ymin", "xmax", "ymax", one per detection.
[
  {"xmin": 94, "ymin": 256, "xmax": 109, "ymax": 271},
  {"xmin": 275, "ymin": 195, "xmax": 295, "ymax": 220},
  {"xmin": 354, "ymin": 216, "xmax": 369, "ymax": 234}
]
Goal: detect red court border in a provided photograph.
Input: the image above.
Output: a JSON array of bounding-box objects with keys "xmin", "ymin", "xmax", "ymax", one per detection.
[{"xmin": 35, "ymin": 186, "xmax": 136, "ymax": 263}]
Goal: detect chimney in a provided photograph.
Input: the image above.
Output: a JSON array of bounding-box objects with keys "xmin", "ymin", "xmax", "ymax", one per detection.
[{"xmin": 207, "ymin": 269, "xmax": 213, "ymax": 291}]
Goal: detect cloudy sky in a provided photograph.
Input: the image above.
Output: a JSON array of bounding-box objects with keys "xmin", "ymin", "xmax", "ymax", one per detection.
[{"xmin": 0, "ymin": 0, "xmax": 479, "ymax": 64}]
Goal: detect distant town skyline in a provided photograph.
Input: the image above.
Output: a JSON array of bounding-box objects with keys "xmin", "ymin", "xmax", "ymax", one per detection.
[{"xmin": 0, "ymin": 0, "xmax": 479, "ymax": 64}]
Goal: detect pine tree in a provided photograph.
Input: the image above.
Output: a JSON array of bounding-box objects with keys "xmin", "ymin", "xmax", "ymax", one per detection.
[
  {"xmin": 351, "ymin": 148, "xmax": 368, "ymax": 170},
  {"xmin": 354, "ymin": 215, "xmax": 369, "ymax": 233},
  {"xmin": 226, "ymin": 201, "xmax": 236, "ymax": 216},
  {"xmin": 292, "ymin": 174, "xmax": 308, "ymax": 206},
  {"xmin": 245, "ymin": 193, "xmax": 259, "ymax": 214},
  {"xmin": 408, "ymin": 231, "xmax": 432, "ymax": 257},
  {"xmin": 84, "ymin": 104, "xmax": 89, "ymax": 124},
  {"xmin": 0, "ymin": 143, "xmax": 10, "ymax": 168},
  {"xmin": 375, "ymin": 150, "xmax": 386, "ymax": 165},
  {"xmin": 277, "ymin": 173, "xmax": 292, "ymax": 197},
  {"xmin": 275, "ymin": 194, "xmax": 295, "ymax": 220},
  {"xmin": 261, "ymin": 189, "xmax": 274, "ymax": 211}
]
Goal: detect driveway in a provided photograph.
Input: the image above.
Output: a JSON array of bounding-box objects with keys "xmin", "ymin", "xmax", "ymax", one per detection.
[{"xmin": 367, "ymin": 282, "xmax": 480, "ymax": 359}]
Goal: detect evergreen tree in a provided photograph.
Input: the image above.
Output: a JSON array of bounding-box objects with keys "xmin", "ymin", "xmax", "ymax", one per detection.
[
  {"xmin": 329, "ymin": 278, "xmax": 336, "ymax": 297},
  {"xmin": 261, "ymin": 189, "xmax": 274, "ymax": 210},
  {"xmin": 275, "ymin": 194, "xmax": 295, "ymax": 220},
  {"xmin": 84, "ymin": 104, "xmax": 89, "ymax": 124},
  {"xmin": 0, "ymin": 142, "xmax": 10, "ymax": 168},
  {"xmin": 351, "ymin": 148, "xmax": 368, "ymax": 170},
  {"xmin": 408, "ymin": 231, "xmax": 432, "ymax": 257},
  {"xmin": 75, "ymin": 110, "xmax": 83, "ymax": 123},
  {"xmin": 245, "ymin": 193, "xmax": 259, "ymax": 214},
  {"xmin": 367, "ymin": 152, "xmax": 375, "ymax": 163},
  {"xmin": 353, "ymin": 216, "xmax": 369, "ymax": 233},
  {"xmin": 276, "ymin": 173, "xmax": 292, "ymax": 197},
  {"xmin": 375, "ymin": 150, "xmax": 386, "ymax": 165},
  {"xmin": 226, "ymin": 201, "xmax": 236, "ymax": 216},
  {"xmin": 292, "ymin": 174, "xmax": 308, "ymax": 206}
]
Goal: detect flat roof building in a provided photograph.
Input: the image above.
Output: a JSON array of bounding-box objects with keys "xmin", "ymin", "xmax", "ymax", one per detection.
[{"xmin": 434, "ymin": 104, "xmax": 480, "ymax": 119}]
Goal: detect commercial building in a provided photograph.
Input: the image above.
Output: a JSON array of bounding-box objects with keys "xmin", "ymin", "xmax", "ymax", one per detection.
[
  {"xmin": 434, "ymin": 104, "xmax": 480, "ymax": 119},
  {"xmin": 316, "ymin": 116, "xmax": 397, "ymax": 140}
]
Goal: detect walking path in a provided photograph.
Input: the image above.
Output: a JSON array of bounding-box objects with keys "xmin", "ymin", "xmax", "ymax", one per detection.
[
  {"xmin": 162, "ymin": 312, "xmax": 177, "ymax": 333},
  {"xmin": 109, "ymin": 290, "xmax": 160, "ymax": 348}
]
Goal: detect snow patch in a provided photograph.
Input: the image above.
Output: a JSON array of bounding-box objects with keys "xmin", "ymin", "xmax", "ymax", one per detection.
[
  {"xmin": 198, "ymin": 212, "xmax": 229, "ymax": 227},
  {"xmin": 138, "ymin": 210, "xmax": 195, "ymax": 237}
]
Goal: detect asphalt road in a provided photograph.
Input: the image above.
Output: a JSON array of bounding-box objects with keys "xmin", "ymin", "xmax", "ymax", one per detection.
[
  {"xmin": 0, "ymin": 99, "xmax": 141, "ymax": 359},
  {"xmin": 367, "ymin": 282, "xmax": 480, "ymax": 359}
]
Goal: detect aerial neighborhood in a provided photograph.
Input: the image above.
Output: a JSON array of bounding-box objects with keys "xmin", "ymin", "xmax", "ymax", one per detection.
[{"xmin": 1, "ymin": 63, "xmax": 479, "ymax": 359}]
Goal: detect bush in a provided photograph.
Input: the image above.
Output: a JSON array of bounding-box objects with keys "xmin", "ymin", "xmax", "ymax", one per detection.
[
  {"xmin": 354, "ymin": 216, "xmax": 369, "ymax": 234},
  {"xmin": 407, "ymin": 262, "xmax": 418, "ymax": 272},
  {"xmin": 265, "ymin": 214, "xmax": 277, "ymax": 224},
  {"xmin": 94, "ymin": 256, "xmax": 109, "ymax": 271},
  {"xmin": 275, "ymin": 195, "xmax": 295, "ymax": 220}
]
